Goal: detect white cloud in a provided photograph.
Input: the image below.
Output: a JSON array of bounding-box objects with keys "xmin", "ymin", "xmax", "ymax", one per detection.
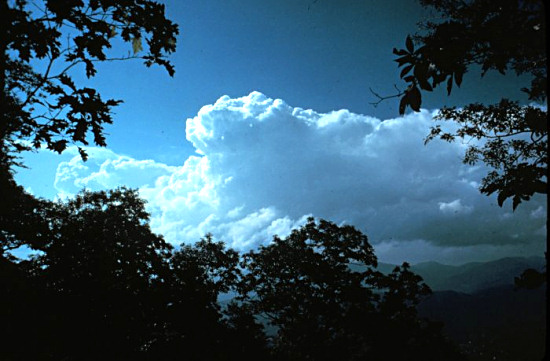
[
  {"xmin": 530, "ymin": 206, "xmax": 546, "ymax": 219},
  {"xmin": 52, "ymin": 92, "xmax": 547, "ymax": 263},
  {"xmin": 54, "ymin": 147, "xmax": 176, "ymax": 195},
  {"xmin": 438, "ymin": 199, "xmax": 473, "ymax": 215}
]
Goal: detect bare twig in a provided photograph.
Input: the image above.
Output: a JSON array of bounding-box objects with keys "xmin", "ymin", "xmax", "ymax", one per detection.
[{"xmin": 369, "ymin": 85, "xmax": 404, "ymax": 108}]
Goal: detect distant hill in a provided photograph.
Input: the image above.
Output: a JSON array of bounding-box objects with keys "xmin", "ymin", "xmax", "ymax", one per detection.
[
  {"xmin": 381, "ymin": 256, "xmax": 547, "ymax": 360},
  {"xmin": 418, "ymin": 286, "xmax": 546, "ymax": 361},
  {"xmin": 383, "ymin": 256, "xmax": 546, "ymax": 294},
  {"xmin": 226, "ymin": 257, "xmax": 547, "ymax": 360}
]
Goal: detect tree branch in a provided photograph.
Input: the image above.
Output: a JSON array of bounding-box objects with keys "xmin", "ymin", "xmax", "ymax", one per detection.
[
  {"xmin": 369, "ymin": 85, "xmax": 404, "ymax": 108},
  {"xmin": 21, "ymin": 54, "xmax": 56, "ymax": 107}
]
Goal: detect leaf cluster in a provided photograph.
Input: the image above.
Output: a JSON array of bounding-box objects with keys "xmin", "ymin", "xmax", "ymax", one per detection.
[
  {"xmin": 425, "ymin": 100, "xmax": 547, "ymax": 209},
  {"xmin": 389, "ymin": 0, "xmax": 547, "ymax": 210},
  {"xmin": 1, "ymin": 0, "xmax": 178, "ymax": 166},
  {"xmin": 393, "ymin": 0, "xmax": 546, "ymax": 115}
]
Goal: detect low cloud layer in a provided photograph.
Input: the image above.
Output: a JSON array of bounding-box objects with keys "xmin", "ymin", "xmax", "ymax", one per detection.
[{"xmin": 53, "ymin": 92, "xmax": 546, "ymax": 264}]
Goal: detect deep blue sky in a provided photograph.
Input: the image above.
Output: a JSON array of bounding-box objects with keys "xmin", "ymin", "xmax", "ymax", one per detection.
[
  {"xmin": 19, "ymin": 0, "xmax": 529, "ymax": 174},
  {"xmin": 34, "ymin": 0, "xmax": 531, "ymax": 162},
  {"xmin": 14, "ymin": 0, "xmax": 544, "ymax": 264}
]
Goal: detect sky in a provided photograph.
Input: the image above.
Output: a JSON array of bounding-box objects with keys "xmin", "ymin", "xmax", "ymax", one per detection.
[{"xmin": 14, "ymin": 0, "xmax": 546, "ymax": 265}]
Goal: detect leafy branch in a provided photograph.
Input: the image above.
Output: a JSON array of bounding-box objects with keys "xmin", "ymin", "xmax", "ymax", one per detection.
[
  {"xmin": 426, "ymin": 101, "xmax": 547, "ymax": 209},
  {"xmin": 2, "ymin": 0, "xmax": 179, "ymax": 168}
]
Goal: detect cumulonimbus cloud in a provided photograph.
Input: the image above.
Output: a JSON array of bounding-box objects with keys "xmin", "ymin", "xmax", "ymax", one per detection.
[{"xmin": 53, "ymin": 92, "xmax": 546, "ymax": 264}]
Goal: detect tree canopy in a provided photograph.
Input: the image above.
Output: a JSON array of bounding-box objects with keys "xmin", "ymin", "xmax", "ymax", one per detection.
[
  {"xmin": 2, "ymin": 191, "xmax": 464, "ymax": 360},
  {"xmin": 389, "ymin": 0, "xmax": 547, "ymax": 209},
  {"xmin": 234, "ymin": 218, "xmax": 462, "ymax": 361}
]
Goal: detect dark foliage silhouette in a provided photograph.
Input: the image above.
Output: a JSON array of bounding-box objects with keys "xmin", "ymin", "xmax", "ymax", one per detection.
[
  {"xmin": 1, "ymin": 198, "xmax": 465, "ymax": 360},
  {"xmin": 384, "ymin": 6, "xmax": 547, "ymax": 349},
  {"xmin": 378, "ymin": 0, "xmax": 547, "ymax": 210},
  {"xmin": 3, "ymin": 188, "xmax": 172, "ymax": 360},
  {"xmin": 145, "ymin": 235, "xmax": 248, "ymax": 360},
  {"xmin": 234, "ymin": 218, "xmax": 463, "ymax": 361},
  {"xmin": 0, "ymin": 3, "xmax": 178, "ymax": 356},
  {"xmin": 0, "ymin": 0, "xmax": 178, "ymax": 168},
  {"xmin": 1, "ymin": 188, "xmax": 267, "ymax": 360}
]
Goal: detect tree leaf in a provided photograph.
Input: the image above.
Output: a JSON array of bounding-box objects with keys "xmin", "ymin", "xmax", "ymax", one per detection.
[
  {"xmin": 399, "ymin": 95, "xmax": 407, "ymax": 115},
  {"xmin": 393, "ymin": 48, "xmax": 408, "ymax": 56},
  {"xmin": 50, "ymin": 140, "xmax": 68, "ymax": 154},
  {"xmin": 406, "ymin": 35, "xmax": 414, "ymax": 53},
  {"xmin": 512, "ymin": 195, "xmax": 521, "ymax": 210},
  {"xmin": 446, "ymin": 76, "xmax": 453, "ymax": 95},
  {"xmin": 419, "ymin": 79, "xmax": 433, "ymax": 91},
  {"xmin": 497, "ymin": 191, "xmax": 507, "ymax": 207},
  {"xmin": 408, "ymin": 86, "xmax": 421, "ymax": 112},
  {"xmin": 454, "ymin": 71, "xmax": 463, "ymax": 87},
  {"xmin": 400, "ymin": 64, "xmax": 413, "ymax": 78},
  {"xmin": 59, "ymin": 74, "xmax": 77, "ymax": 91},
  {"xmin": 413, "ymin": 63, "xmax": 427, "ymax": 80},
  {"xmin": 132, "ymin": 36, "xmax": 143, "ymax": 54},
  {"xmin": 394, "ymin": 55, "xmax": 412, "ymax": 67},
  {"xmin": 78, "ymin": 147, "xmax": 89, "ymax": 161}
]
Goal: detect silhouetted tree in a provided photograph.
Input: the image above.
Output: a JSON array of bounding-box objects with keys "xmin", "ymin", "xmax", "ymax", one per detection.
[
  {"xmin": 0, "ymin": 167, "xmax": 53, "ymax": 255},
  {"xmin": 1, "ymin": 3, "xmax": 179, "ymax": 356},
  {"xmin": 382, "ymin": 0, "xmax": 547, "ymax": 210},
  {"xmin": 223, "ymin": 300, "xmax": 273, "ymax": 360},
  {"xmin": 2, "ymin": 192, "xmax": 466, "ymax": 360},
  {"xmin": 515, "ymin": 265, "xmax": 547, "ymax": 290},
  {"xmin": 235, "ymin": 218, "xmax": 463, "ymax": 361},
  {"xmin": 0, "ymin": 186, "xmax": 271, "ymax": 360},
  {"xmin": 0, "ymin": 167, "xmax": 59, "ymax": 361},
  {"xmin": 11, "ymin": 188, "xmax": 172, "ymax": 360},
  {"xmin": 382, "ymin": 4, "xmax": 547, "ymax": 359},
  {"xmin": 146, "ymin": 235, "xmax": 247, "ymax": 360},
  {"xmin": 0, "ymin": 0, "xmax": 180, "ymax": 282}
]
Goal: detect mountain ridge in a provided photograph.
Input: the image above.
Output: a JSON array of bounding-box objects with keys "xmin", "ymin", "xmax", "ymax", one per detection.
[{"xmin": 379, "ymin": 256, "xmax": 545, "ymax": 294}]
